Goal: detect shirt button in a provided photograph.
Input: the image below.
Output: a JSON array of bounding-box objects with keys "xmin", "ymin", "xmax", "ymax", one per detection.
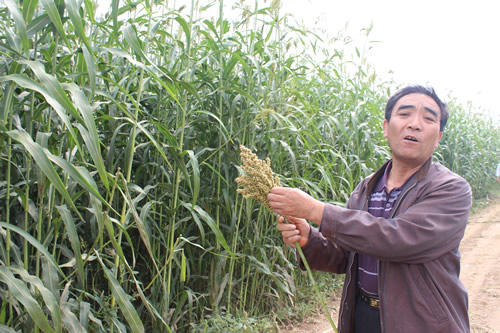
[{"xmin": 386, "ymin": 203, "xmax": 391, "ymax": 208}]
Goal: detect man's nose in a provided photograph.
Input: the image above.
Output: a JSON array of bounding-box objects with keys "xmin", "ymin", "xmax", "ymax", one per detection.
[{"xmin": 407, "ymin": 115, "xmax": 422, "ymax": 130}]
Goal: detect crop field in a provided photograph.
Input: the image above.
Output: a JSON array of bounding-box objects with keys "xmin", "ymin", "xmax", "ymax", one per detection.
[{"xmin": 1, "ymin": 0, "xmax": 499, "ymax": 331}]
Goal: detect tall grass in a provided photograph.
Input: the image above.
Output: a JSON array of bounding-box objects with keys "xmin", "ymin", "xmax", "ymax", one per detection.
[
  {"xmin": 436, "ymin": 101, "xmax": 500, "ymax": 199},
  {"xmin": 0, "ymin": 0, "xmax": 499, "ymax": 331}
]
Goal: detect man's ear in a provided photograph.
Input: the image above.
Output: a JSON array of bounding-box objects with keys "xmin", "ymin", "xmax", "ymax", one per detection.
[
  {"xmin": 435, "ymin": 131, "xmax": 444, "ymax": 148},
  {"xmin": 383, "ymin": 119, "xmax": 388, "ymax": 138}
]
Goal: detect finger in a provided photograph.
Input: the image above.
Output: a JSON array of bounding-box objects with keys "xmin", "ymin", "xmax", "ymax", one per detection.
[
  {"xmin": 282, "ymin": 231, "xmax": 297, "ymax": 242},
  {"xmin": 282, "ymin": 236, "xmax": 296, "ymax": 247},
  {"xmin": 267, "ymin": 193, "xmax": 282, "ymax": 204},
  {"xmin": 283, "ymin": 234, "xmax": 300, "ymax": 246},
  {"xmin": 277, "ymin": 223, "xmax": 296, "ymax": 232},
  {"xmin": 276, "ymin": 215, "xmax": 285, "ymax": 224},
  {"xmin": 270, "ymin": 187, "xmax": 285, "ymax": 194}
]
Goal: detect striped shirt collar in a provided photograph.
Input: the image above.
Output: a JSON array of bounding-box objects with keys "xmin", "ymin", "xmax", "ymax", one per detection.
[{"xmin": 374, "ymin": 160, "xmax": 417, "ymax": 194}]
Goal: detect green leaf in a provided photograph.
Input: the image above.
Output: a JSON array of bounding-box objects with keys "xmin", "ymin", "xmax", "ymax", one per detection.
[
  {"xmin": 57, "ymin": 205, "xmax": 85, "ymax": 287},
  {"xmin": 82, "ymin": 44, "xmax": 96, "ymax": 95},
  {"xmin": 60, "ymin": 303, "xmax": 86, "ymax": 333},
  {"xmin": 180, "ymin": 202, "xmax": 233, "ymax": 256},
  {"xmin": 120, "ymin": 175, "xmax": 160, "ymax": 275},
  {"xmin": 180, "ymin": 249, "xmax": 186, "ymax": 282},
  {"xmin": 27, "ymin": 13, "xmax": 52, "ymax": 37},
  {"xmin": 79, "ymin": 301, "xmax": 91, "ymax": 330},
  {"xmin": 0, "ymin": 223, "xmax": 65, "ymax": 278},
  {"xmin": 10, "ymin": 266, "xmax": 62, "ymax": 333},
  {"xmin": 179, "ymin": 202, "xmax": 205, "ymax": 244},
  {"xmin": 6, "ymin": 130, "xmax": 82, "ymax": 220},
  {"xmin": 0, "ymin": 80, "xmax": 15, "ymax": 124},
  {"xmin": 174, "ymin": 15, "xmax": 191, "ymax": 51},
  {"xmin": 0, "ymin": 74, "xmax": 81, "ymax": 148},
  {"xmin": 111, "ymin": 0, "xmax": 119, "ymax": 34},
  {"xmin": 22, "ymin": 0, "xmax": 39, "ymax": 24},
  {"xmin": 195, "ymin": 110, "xmax": 231, "ymax": 142},
  {"xmin": 21, "ymin": 60, "xmax": 82, "ymax": 122},
  {"xmin": 186, "ymin": 150, "xmax": 200, "ymax": 207},
  {"xmin": 95, "ymin": 252, "xmax": 145, "ymax": 333},
  {"xmin": 83, "ymin": 0, "xmax": 95, "ymax": 23},
  {"xmin": 46, "ymin": 151, "xmax": 113, "ymax": 212},
  {"xmin": 0, "ymin": 267, "xmax": 55, "ymax": 333},
  {"xmin": 123, "ymin": 24, "xmax": 146, "ymax": 60},
  {"xmin": 65, "ymin": 0, "xmax": 92, "ymax": 52},
  {"xmin": 40, "ymin": 0, "xmax": 69, "ymax": 47},
  {"xmin": 41, "ymin": 255, "xmax": 61, "ymax": 301},
  {"xmin": 4, "ymin": 27, "xmax": 21, "ymax": 56},
  {"xmin": 100, "ymin": 47, "xmax": 181, "ymax": 106},
  {"xmin": 4, "ymin": 0, "xmax": 30, "ymax": 56},
  {"xmin": 103, "ymin": 215, "xmax": 128, "ymax": 263},
  {"xmin": 116, "ymin": 117, "xmax": 173, "ymax": 170},
  {"xmin": 65, "ymin": 83, "xmax": 109, "ymax": 191}
]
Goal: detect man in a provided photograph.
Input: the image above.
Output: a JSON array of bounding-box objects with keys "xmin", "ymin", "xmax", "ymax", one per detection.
[{"xmin": 268, "ymin": 85, "xmax": 471, "ymax": 333}]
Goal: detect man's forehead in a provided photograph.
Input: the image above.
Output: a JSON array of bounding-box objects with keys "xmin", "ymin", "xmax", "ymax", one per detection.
[{"xmin": 394, "ymin": 93, "xmax": 440, "ymax": 109}]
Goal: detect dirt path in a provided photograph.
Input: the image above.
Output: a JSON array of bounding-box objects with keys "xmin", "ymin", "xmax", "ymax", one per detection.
[
  {"xmin": 283, "ymin": 198, "xmax": 500, "ymax": 333},
  {"xmin": 460, "ymin": 200, "xmax": 500, "ymax": 333}
]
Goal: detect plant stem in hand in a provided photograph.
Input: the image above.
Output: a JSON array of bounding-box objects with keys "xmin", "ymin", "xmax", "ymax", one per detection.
[{"xmin": 285, "ymin": 217, "xmax": 337, "ymax": 332}]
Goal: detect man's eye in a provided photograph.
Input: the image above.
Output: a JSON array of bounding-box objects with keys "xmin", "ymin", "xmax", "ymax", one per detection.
[{"xmin": 425, "ymin": 117, "xmax": 436, "ymax": 122}]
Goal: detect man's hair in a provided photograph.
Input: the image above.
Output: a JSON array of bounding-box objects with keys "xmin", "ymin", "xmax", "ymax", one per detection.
[{"xmin": 385, "ymin": 85, "xmax": 449, "ymax": 132}]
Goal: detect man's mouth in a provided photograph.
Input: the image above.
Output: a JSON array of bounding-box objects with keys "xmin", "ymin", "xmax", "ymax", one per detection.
[{"xmin": 404, "ymin": 135, "xmax": 418, "ymax": 142}]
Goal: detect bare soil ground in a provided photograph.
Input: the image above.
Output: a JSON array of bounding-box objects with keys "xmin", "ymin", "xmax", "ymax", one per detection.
[
  {"xmin": 460, "ymin": 199, "xmax": 500, "ymax": 333},
  {"xmin": 281, "ymin": 197, "xmax": 500, "ymax": 333}
]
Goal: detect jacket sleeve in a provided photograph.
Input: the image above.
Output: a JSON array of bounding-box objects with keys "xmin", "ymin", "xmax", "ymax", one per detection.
[
  {"xmin": 297, "ymin": 227, "xmax": 350, "ymax": 273},
  {"xmin": 319, "ymin": 171, "xmax": 472, "ymax": 264},
  {"xmin": 295, "ymin": 184, "xmax": 364, "ymax": 273}
]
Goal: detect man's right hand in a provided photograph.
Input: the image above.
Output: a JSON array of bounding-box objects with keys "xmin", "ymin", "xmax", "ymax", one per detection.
[{"xmin": 276, "ymin": 215, "xmax": 311, "ymax": 248}]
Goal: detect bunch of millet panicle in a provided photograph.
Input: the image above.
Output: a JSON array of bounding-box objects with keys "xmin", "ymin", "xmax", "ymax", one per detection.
[{"xmin": 235, "ymin": 145, "xmax": 280, "ymax": 211}]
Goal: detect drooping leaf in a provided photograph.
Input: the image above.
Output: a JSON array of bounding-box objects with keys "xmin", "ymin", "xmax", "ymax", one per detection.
[
  {"xmin": 0, "ymin": 267, "xmax": 55, "ymax": 333},
  {"xmin": 0, "ymin": 223, "xmax": 65, "ymax": 278},
  {"xmin": 10, "ymin": 266, "xmax": 62, "ymax": 333},
  {"xmin": 95, "ymin": 252, "xmax": 145, "ymax": 333},
  {"xmin": 21, "ymin": 60, "xmax": 82, "ymax": 122},
  {"xmin": 39, "ymin": 0, "xmax": 70, "ymax": 47},
  {"xmin": 6, "ymin": 130, "xmax": 82, "ymax": 220},
  {"xmin": 4, "ymin": 0, "xmax": 30, "ymax": 56},
  {"xmin": 60, "ymin": 302, "xmax": 86, "ymax": 333},
  {"xmin": 65, "ymin": 0, "xmax": 92, "ymax": 51},
  {"xmin": 65, "ymin": 82, "xmax": 109, "ymax": 191},
  {"xmin": 82, "ymin": 45, "xmax": 97, "ymax": 95},
  {"xmin": 57, "ymin": 205, "xmax": 85, "ymax": 287},
  {"xmin": 186, "ymin": 150, "xmax": 200, "ymax": 207},
  {"xmin": 180, "ymin": 201, "xmax": 233, "ymax": 256},
  {"xmin": 119, "ymin": 174, "xmax": 160, "ymax": 275}
]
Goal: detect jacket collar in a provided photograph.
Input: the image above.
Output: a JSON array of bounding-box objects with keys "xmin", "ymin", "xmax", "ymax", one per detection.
[{"xmin": 366, "ymin": 157, "xmax": 433, "ymax": 196}]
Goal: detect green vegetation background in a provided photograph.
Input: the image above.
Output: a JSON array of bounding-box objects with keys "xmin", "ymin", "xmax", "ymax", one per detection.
[{"xmin": 1, "ymin": 0, "xmax": 499, "ymax": 331}]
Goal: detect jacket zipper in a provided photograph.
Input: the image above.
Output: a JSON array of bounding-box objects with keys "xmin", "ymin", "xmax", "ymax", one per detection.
[
  {"xmin": 379, "ymin": 180, "xmax": 418, "ymax": 333},
  {"xmin": 339, "ymin": 252, "xmax": 355, "ymax": 331},
  {"xmin": 389, "ymin": 181, "xmax": 417, "ymax": 219}
]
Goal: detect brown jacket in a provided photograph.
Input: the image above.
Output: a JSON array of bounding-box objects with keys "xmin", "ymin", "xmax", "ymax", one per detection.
[{"xmin": 301, "ymin": 158, "xmax": 471, "ymax": 332}]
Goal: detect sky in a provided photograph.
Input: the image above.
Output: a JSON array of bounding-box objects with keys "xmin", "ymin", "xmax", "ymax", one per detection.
[
  {"xmin": 280, "ymin": 0, "xmax": 500, "ymax": 122},
  {"xmin": 96, "ymin": 0, "xmax": 499, "ymax": 122}
]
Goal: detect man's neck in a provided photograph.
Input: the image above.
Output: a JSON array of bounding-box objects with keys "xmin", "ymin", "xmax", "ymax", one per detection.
[{"xmin": 387, "ymin": 159, "xmax": 424, "ymax": 192}]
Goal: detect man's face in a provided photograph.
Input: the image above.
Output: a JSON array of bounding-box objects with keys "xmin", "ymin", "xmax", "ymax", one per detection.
[{"xmin": 383, "ymin": 93, "xmax": 443, "ymax": 167}]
